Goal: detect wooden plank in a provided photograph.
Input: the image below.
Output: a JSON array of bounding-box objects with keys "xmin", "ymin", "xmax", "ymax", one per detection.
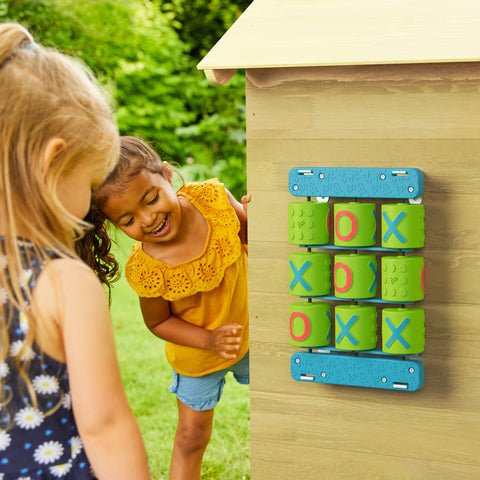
[
  {"xmin": 246, "ymin": 63, "xmax": 480, "ymax": 88},
  {"xmin": 246, "ymin": 79, "xmax": 480, "ymax": 140},
  {"xmin": 249, "ymin": 291, "xmax": 480, "ymax": 360},
  {"xmin": 251, "ymin": 439, "xmax": 480, "ymax": 479},
  {"xmin": 198, "ymin": 0, "xmax": 480, "ymax": 71},
  {"xmin": 248, "ymin": 241, "xmax": 480, "ymax": 304},
  {"xmin": 250, "ymin": 391, "xmax": 480, "ymax": 465},
  {"xmin": 246, "ymin": 139, "xmax": 480, "ymax": 195}
]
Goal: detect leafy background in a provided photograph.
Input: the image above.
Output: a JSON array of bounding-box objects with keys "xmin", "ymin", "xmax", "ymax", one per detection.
[
  {"xmin": 2, "ymin": 2, "xmax": 252, "ymax": 478},
  {"xmin": 2, "ymin": 0, "xmax": 250, "ymax": 198}
]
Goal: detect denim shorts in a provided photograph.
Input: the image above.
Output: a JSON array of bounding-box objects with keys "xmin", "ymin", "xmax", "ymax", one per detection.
[{"xmin": 168, "ymin": 351, "xmax": 249, "ymax": 412}]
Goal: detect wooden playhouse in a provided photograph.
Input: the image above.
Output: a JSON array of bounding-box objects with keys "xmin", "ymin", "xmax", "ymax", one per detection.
[{"xmin": 198, "ymin": 1, "xmax": 480, "ymax": 478}]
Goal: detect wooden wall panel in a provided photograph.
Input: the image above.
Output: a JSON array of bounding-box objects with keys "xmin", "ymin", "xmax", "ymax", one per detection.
[{"xmin": 247, "ymin": 67, "xmax": 480, "ymax": 479}]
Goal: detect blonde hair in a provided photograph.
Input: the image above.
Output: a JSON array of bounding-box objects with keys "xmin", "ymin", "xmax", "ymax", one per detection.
[{"xmin": 0, "ymin": 23, "xmax": 119, "ymax": 411}]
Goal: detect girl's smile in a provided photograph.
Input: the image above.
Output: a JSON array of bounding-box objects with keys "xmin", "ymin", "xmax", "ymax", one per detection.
[{"xmin": 101, "ymin": 169, "xmax": 182, "ymax": 245}]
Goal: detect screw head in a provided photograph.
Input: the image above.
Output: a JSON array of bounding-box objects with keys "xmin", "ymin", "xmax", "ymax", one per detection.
[
  {"xmin": 381, "ymin": 377, "xmax": 387, "ymax": 383},
  {"xmin": 295, "ymin": 358, "xmax": 300, "ymax": 364},
  {"xmin": 408, "ymin": 186, "xmax": 414, "ymax": 193},
  {"xmin": 293, "ymin": 185, "xmax": 299, "ymax": 191},
  {"xmin": 321, "ymin": 372, "xmax": 326, "ymax": 378},
  {"xmin": 380, "ymin": 174, "xmax": 386, "ymax": 180},
  {"xmin": 409, "ymin": 367, "xmax": 415, "ymax": 373},
  {"xmin": 319, "ymin": 173, "xmax": 324, "ymax": 179}
]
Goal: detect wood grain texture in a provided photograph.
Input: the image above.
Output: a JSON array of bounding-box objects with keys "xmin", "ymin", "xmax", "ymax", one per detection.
[
  {"xmin": 242, "ymin": 60, "xmax": 480, "ymax": 478},
  {"xmin": 198, "ymin": 0, "xmax": 480, "ymax": 71}
]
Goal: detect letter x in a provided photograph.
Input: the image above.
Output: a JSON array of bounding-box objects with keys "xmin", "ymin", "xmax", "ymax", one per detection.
[
  {"xmin": 383, "ymin": 211, "xmax": 406, "ymax": 244},
  {"xmin": 289, "ymin": 260, "xmax": 312, "ymax": 291},
  {"xmin": 336, "ymin": 314, "xmax": 359, "ymax": 346},
  {"xmin": 385, "ymin": 317, "xmax": 411, "ymax": 349}
]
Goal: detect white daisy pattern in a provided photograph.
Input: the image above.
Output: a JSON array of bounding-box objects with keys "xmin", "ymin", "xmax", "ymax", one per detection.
[
  {"xmin": 0, "ymin": 242, "xmax": 92, "ymax": 476},
  {"xmin": 0, "ymin": 430, "xmax": 11, "ymax": 451},
  {"xmin": 32, "ymin": 374, "xmax": 59, "ymax": 395},
  {"xmin": 0, "ymin": 361, "xmax": 9, "ymax": 379},
  {"xmin": 49, "ymin": 460, "xmax": 73, "ymax": 477},
  {"xmin": 9, "ymin": 339, "xmax": 35, "ymax": 362},
  {"xmin": 14, "ymin": 406, "xmax": 44, "ymax": 430},
  {"xmin": 33, "ymin": 440, "xmax": 64, "ymax": 465},
  {"xmin": 70, "ymin": 435, "xmax": 83, "ymax": 459},
  {"xmin": 62, "ymin": 392, "xmax": 71, "ymax": 410}
]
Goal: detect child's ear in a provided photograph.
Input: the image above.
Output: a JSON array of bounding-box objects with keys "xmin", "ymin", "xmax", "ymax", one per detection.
[
  {"xmin": 162, "ymin": 161, "xmax": 174, "ymax": 185},
  {"xmin": 42, "ymin": 138, "xmax": 67, "ymax": 177}
]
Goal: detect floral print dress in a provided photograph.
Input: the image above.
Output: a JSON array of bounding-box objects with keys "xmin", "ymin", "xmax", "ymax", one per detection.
[{"xmin": 0, "ymin": 240, "xmax": 96, "ymax": 479}]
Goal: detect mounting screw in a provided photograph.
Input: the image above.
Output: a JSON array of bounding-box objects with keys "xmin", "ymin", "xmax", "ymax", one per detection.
[
  {"xmin": 293, "ymin": 185, "xmax": 299, "ymax": 191},
  {"xmin": 409, "ymin": 367, "xmax": 415, "ymax": 373},
  {"xmin": 321, "ymin": 372, "xmax": 326, "ymax": 378},
  {"xmin": 380, "ymin": 174, "xmax": 386, "ymax": 180},
  {"xmin": 319, "ymin": 173, "xmax": 324, "ymax": 179},
  {"xmin": 295, "ymin": 358, "xmax": 300, "ymax": 364},
  {"xmin": 408, "ymin": 186, "xmax": 414, "ymax": 193},
  {"xmin": 381, "ymin": 377, "xmax": 387, "ymax": 383}
]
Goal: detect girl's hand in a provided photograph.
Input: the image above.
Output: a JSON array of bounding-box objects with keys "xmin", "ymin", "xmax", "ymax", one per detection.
[{"xmin": 208, "ymin": 324, "xmax": 243, "ymax": 359}]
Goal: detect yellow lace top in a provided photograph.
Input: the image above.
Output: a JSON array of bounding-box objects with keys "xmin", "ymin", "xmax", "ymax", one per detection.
[{"xmin": 125, "ymin": 179, "xmax": 249, "ymax": 376}]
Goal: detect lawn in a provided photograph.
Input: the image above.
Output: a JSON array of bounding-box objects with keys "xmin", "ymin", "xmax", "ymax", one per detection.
[{"xmin": 108, "ymin": 231, "xmax": 251, "ymax": 480}]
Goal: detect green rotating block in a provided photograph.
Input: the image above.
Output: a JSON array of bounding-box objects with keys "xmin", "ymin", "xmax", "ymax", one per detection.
[
  {"xmin": 334, "ymin": 202, "xmax": 376, "ymax": 247},
  {"xmin": 289, "ymin": 201, "xmax": 330, "ymax": 245},
  {"xmin": 289, "ymin": 252, "xmax": 331, "ymax": 296},
  {"xmin": 382, "ymin": 256, "xmax": 425, "ymax": 302},
  {"xmin": 289, "ymin": 302, "xmax": 331, "ymax": 347},
  {"xmin": 334, "ymin": 254, "xmax": 377, "ymax": 299},
  {"xmin": 382, "ymin": 308, "xmax": 425, "ymax": 354},
  {"xmin": 335, "ymin": 304, "xmax": 377, "ymax": 351},
  {"xmin": 382, "ymin": 203, "xmax": 425, "ymax": 249}
]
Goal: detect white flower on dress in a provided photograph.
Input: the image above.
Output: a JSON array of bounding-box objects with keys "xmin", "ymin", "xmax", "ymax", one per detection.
[
  {"xmin": 14, "ymin": 406, "xmax": 44, "ymax": 430},
  {"xmin": 0, "ymin": 361, "xmax": 9, "ymax": 379},
  {"xmin": 62, "ymin": 392, "xmax": 71, "ymax": 410},
  {"xmin": 19, "ymin": 312, "xmax": 29, "ymax": 333},
  {"xmin": 0, "ymin": 254, "xmax": 7, "ymax": 268},
  {"xmin": 70, "ymin": 435, "xmax": 83, "ymax": 459},
  {"xmin": 0, "ymin": 430, "xmax": 11, "ymax": 451},
  {"xmin": 49, "ymin": 460, "xmax": 72, "ymax": 477},
  {"xmin": 9, "ymin": 340, "xmax": 35, "ymax": 362},
  {"xmin": 33, "ymin": 374, "xmax": 59, "ymax": 395},
  {"xmin": 33, "ymin": 440, "xmax": 64, "ymax": 465}
]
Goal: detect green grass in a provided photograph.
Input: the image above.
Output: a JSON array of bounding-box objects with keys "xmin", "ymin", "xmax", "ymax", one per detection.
[{"xmin": 108, "ymin": 231, "xmax": 251, "ymax": 480}]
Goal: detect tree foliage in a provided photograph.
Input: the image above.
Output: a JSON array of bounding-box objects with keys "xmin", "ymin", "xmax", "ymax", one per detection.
[{"xmin": 1, "ymin": 0, "xmax": 250, "ymax": 197}]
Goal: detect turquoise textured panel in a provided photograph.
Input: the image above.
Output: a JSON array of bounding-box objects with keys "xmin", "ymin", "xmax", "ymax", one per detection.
[
  {"xmin": 291, "ymin": 351, "xmax": 424, "ymax": 391},
  {"xmin": 289, "ymin": 167, "xmax": 423, "ymax": 199}
]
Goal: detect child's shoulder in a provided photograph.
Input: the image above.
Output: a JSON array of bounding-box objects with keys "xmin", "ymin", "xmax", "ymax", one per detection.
[{"xmin": 179, "ymin": 178, "xmax": 228, "ymax": 208}]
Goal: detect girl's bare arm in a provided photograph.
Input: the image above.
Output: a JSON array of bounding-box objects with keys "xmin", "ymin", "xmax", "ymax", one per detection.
[
  {"xmin": 36, "ymin": 259, "xmax": 151, "ymax": 480},
  {"xmin": 140, "ymin": 296, "xmax": 241, "ymax": 359}
]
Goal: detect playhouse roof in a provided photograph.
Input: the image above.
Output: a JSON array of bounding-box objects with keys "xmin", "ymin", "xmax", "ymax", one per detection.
[{"xmin": 197, "ymin": 0, "xmax": 480, "ymax": 83}]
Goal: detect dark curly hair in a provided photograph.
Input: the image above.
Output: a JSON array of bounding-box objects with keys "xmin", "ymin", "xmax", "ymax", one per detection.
[{"xmin": 75, "ymin": 204, "xmax": 119, "ymax": 298}]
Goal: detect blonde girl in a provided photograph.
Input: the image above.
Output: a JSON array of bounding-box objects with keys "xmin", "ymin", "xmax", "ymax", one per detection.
[
  {"xmin": 0, "ymin": 23, "xmax": 151, "ymax": 479},
  {"xmin": 93, "ymin": 136, "xmax": 250, "ymax": 480}
]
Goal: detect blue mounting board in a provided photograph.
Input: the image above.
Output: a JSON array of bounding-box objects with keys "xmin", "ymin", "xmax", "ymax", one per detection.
[
  {"xmin": 300, "ymin": 295, "xmax": 414, "ymax": 304},
  {"xmin": 289, "ymin": 167, "xmax": 423, "ymax": 199},
  {"xmin": 291, "ymin": 351, "xmax": 424, "ymax": 391},
  {"xmin": 300, "ymin": 244, "xmax": 413, "ymax": 252}
]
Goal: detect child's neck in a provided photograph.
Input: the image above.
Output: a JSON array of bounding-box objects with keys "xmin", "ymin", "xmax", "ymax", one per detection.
[{"xmin": 143, "ymin": 197, "xmax": 208, "ymax": 265}]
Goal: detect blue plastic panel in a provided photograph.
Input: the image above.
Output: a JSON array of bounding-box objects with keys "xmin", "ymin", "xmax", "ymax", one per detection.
[
  {"xmin": 291, "ymin": 351, "xmax": 424, "ymax": 391},
  {"xmin": 289, "ymin": 167, "xmax": 423, "ymax": 199}
]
